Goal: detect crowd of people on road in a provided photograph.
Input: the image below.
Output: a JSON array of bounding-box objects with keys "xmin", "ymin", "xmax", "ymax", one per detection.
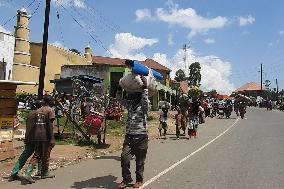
[
  {"xmin": 158, "ymin": 94, "xmax": 250, "ymax": 142},
  {"xmin": 9, "ymin": 80, "xmax": 255, "ymax": 189},
  {"xmin": 9, "ymin": 90, "xmax": 253, "ymax": 188}
]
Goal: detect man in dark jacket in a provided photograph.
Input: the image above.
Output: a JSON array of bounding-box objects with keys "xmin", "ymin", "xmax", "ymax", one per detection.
[
  {"xmin": 22, "ymin": 95, "xmax": 56, "ymax": 183},
  {"xmin": 9, "ymin": 100, "xmax": 42, "ymax": 182}
]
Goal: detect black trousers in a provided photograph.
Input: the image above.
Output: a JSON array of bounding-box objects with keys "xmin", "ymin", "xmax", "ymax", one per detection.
[{"xmin": 121, "ymin": 134, "xmax": 148, "ymax": 182}]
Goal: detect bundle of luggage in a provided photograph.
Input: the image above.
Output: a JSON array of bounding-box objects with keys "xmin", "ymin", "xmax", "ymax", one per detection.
[{"xmin": 119, "ymin": 60, "xmax": 163, "ymax": 96}]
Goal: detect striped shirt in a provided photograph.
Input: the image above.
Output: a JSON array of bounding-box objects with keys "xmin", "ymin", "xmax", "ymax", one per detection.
[{"xmin": 119, "ymin": 89, "xmax": 149, "ymax": 135}]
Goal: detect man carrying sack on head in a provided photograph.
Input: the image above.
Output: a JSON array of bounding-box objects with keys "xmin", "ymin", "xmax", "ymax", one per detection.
[{"xmin": 117, "ymin": 75, "xmax": 149, "ymax": 189}]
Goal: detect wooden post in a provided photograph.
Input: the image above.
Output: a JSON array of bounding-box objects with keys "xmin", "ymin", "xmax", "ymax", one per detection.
[{"xmin": 38, "ymin": 0, "xmax": 51, "ymax": 99}]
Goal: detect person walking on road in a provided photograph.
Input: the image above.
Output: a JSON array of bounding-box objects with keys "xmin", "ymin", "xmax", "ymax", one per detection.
[
  {"xmin": 22, "ymin": 95, "xmax": 56, "ymax": 184},
  {"xmin": 188, "ymin": 98, "xmax": 201, "ymax": 138},
  {"xmin": 175, "ymin": 107, "xmax": 184, "ymax": 139},
  {"xmin": 159, "ymin": 106, "xmax": 169, "ymax": 138},
  {"xmin": 8, "ymin": 100, "xmax": 42, "ymax": 182},
  {"xmin": 116, "ymin": 76, "xmax": 149, "ymax": 189}
]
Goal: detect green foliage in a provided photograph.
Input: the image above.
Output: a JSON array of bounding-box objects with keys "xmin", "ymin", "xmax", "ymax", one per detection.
[
  {"xmin": 175, "ymin": 69, "xmax": 186, "ymax": 82},
  {"xmin": 188, "ymin": 62, "xmax": 201, "ymax": 87},
  {"xmin": 17, "ymin": 109, "xmax": 30, "ymax": 124},
  {"xmin": 264, "ymin": 80, "xmax": 271, "ymax": 90},
  {"xmin": 69, "ymin": 48, "xmax": 81, "ymax": 54},
  {"xmin": 16, "ymin": 92, "xmax": 36, "ymax": 102}
]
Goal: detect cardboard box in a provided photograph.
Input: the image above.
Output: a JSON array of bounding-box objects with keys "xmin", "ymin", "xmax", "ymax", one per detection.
[{"xmin": 0, "ymin": 117, "xmax": 14, "ymax": 141}]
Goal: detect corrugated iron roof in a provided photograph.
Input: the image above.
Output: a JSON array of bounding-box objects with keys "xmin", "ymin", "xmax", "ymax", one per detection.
[
  {"xmin": 92, "ymin": 56, "xmax": 125, "ymax": 66},
  {"xmin": 236, "ymin": 82, "xmax": 264, "ymax": 92},
  {"xmin": 142, "ymin": 59, "xmax": 171, "ymax": 72},
  {"xmin": 92, "ymin": 56, "xmax": 171, "ymax": 72}
]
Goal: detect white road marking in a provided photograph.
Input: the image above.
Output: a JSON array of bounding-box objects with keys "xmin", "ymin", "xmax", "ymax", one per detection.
[{"xmin": 140, "ymin": 118, "xmax": 240, "ymax": 189}]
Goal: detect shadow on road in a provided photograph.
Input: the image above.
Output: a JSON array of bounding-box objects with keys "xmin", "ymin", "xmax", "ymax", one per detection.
[
  {"xmin": 71, "ymin": 175, "xmax": 118, "ymax": 189},
  {"xmin": 168, "ymin": 136, "xmax": 189, "ymax": 140},
  {"xmin": 96, "ymin": 155, "xmax": 121, "ymax": 161}
]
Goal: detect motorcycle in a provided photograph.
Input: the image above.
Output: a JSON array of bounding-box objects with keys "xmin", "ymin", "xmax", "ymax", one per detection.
[
  {"xmin": 217, "ymin": 103, "xmax": 225, "ymax": 118},
  {"xmin": 224, "ymin": 104, "xmax": 233, "ymax": 118},
  {"xmin": 210, "ymin": 102, "xmax": 219, "ymax": 118}
]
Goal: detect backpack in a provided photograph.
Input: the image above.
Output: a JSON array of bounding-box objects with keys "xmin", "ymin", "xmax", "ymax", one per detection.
[{"xmin": 33, "ymin": 112, "xmax": 49, "ymax": 142}]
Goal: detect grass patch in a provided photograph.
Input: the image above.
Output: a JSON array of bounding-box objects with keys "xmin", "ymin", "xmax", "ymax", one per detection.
[
  {"xmin": 17, "ymin": 109, "xmax": 30, "ymax": 124},
  {"xmin": 105, "ymin": 113, "xmax": 127, "ymax": 136}
]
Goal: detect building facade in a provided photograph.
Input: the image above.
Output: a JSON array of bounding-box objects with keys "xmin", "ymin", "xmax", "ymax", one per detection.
[
  {"xmin": 60, "ymin": 56, "xmax": 175, "ymax": 110},
  {"xmin": 0, "ymin": 31, "xmax": 15, "ymax": 80},
  {"xmin": 11, "ymin": 9, "xmax": 92, "ymax": 94}
]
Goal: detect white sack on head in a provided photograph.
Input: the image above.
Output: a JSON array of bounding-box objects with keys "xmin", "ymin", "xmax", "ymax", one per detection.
[
  {"xmin": 119, "ymin": 71, "xmax": 158, "ymax": 97},
  {"xmin": 145, "ymin": 69, "xmax": 158, "ymax": 97},
  {"xmin": 119, "ymin": 73, "xmax": 144, "ymax": 93}
]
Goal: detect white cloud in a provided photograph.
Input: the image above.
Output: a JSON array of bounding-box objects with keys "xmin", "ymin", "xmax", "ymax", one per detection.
[
  {"xmin": 135, "ymin": 9, "xmax": 153, "ymax": 21},
  {"xmin": 279, "ymin": 30, "xmax": 284, "ymax": 35},
  {"xmin": 74, "ymin": 0, "xmax": 85, "ymax": 8},
  {"xmin": 168, "ymin": 33, "xmax": 174, "ymax": 45},
  {"xmin": 169, "ymin": 50, "xmax": 235, "ymax": 94},
  {"xmin": 51, "ymin": 0, "xmax": 85, "ymax": 9},
  {"xmin": 149, "ymin": 49, "xmax": 235, "ymax": 94},
  {"xmin": 239, "ymin": 15, "xmax": 255, "ymax": 26},
  {"xmin": 109, "ymin": 33, "xmax": 158, "ymax": 60},
  {"xmin": 156, "ymin": 7, "xmax": 228, "ymax": 39},
  {"xmin": 204, "ymin": 38, "xmax": 215, "ymax": 44},
  {"xmin": 135, "ymin": 2, "xmax": 228, "ymax": 39},
  {"xmin": 51, "ymin": 41, "xmax": 68, "ymax": 50},
  {"xmin": 153, "ymin": 53, "xmax": 171, "ymax": 68},
  {"xmin": 109, "ymin": 33, "xmax": 235, "ymax": 94}
]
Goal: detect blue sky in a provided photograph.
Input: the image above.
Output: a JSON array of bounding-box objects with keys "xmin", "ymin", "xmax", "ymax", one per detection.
[{"xmin": 1, "ymin": 0, "xmax": 284, "ymax": 94}]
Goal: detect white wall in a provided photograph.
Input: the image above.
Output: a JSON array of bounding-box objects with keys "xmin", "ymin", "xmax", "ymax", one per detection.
[{"xmin": 0, "ymin": 31, "xmax": 15, "ymax": 80}]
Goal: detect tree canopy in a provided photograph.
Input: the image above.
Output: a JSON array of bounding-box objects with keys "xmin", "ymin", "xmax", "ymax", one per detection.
[
  {"xmin": 188, "ymin": 62, "xmax": 201, "ymax": 87},
  {"xmin": 175, "ymin": 69, "xmax": 186, "ymax": 82}
]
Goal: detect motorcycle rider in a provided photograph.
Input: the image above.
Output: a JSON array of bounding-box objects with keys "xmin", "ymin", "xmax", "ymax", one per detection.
[{"xmin": 224, "ymin": 99, "xmax": 233, "ymax": 118}]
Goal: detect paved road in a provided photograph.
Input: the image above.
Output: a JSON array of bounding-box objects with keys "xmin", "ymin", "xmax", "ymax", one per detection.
[{"xmin": 2, "ymin": 108, "xmax": 284, "ymax": 189}]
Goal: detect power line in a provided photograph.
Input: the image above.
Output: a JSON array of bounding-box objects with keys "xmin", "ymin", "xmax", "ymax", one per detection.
[
  {"xmin": 1, "ymin": 0, "xmax": 38, "ymax": 27},
  {"xmin": 81, "ymin": 1, "xmax": 158, "ymax": 59},
  {"xmin": 86, "ymin": 5, "xmax": 121, "ymax": 33},
  {"xmin": 59, "ymin": 3, "xmax": 113, "ymax": 55},
  {"xmin": 55, "ymin": 8, "xmax": 65, "ymax": 46}
]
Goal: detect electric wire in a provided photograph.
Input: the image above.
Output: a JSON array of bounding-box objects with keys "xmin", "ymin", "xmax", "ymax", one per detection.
[
  {"xmin": 1, "ymin": 0, "xmax": 38, "ymax": 27},
  {"xmin": 59, "ymin": 3, "xmax": 113, "ymax": 55}
]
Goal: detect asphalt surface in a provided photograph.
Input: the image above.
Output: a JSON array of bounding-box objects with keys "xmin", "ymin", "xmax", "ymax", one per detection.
[{"xmin": 2, "ymin": 108, "xmax": 284, "ymax": 189}]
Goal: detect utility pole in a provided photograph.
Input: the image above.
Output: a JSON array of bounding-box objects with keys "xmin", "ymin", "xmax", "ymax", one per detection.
[
  {"xmin": 182, "ymin": 43, "xmax": 190, "ymax": 77},
  {"xmin": 260, "ymin": 63, "xmax": 263, "ymax": 95},
  {"xmin": 183, "ymin": 44, "xmax": 187, "ymax": 76},
  {"xmin": 38, "ymin": 0, "xmax": 51, "ymax": 99},
  {"xmin": 275, "ymin": 78, "xmax": 279, "ymax": 100}
]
